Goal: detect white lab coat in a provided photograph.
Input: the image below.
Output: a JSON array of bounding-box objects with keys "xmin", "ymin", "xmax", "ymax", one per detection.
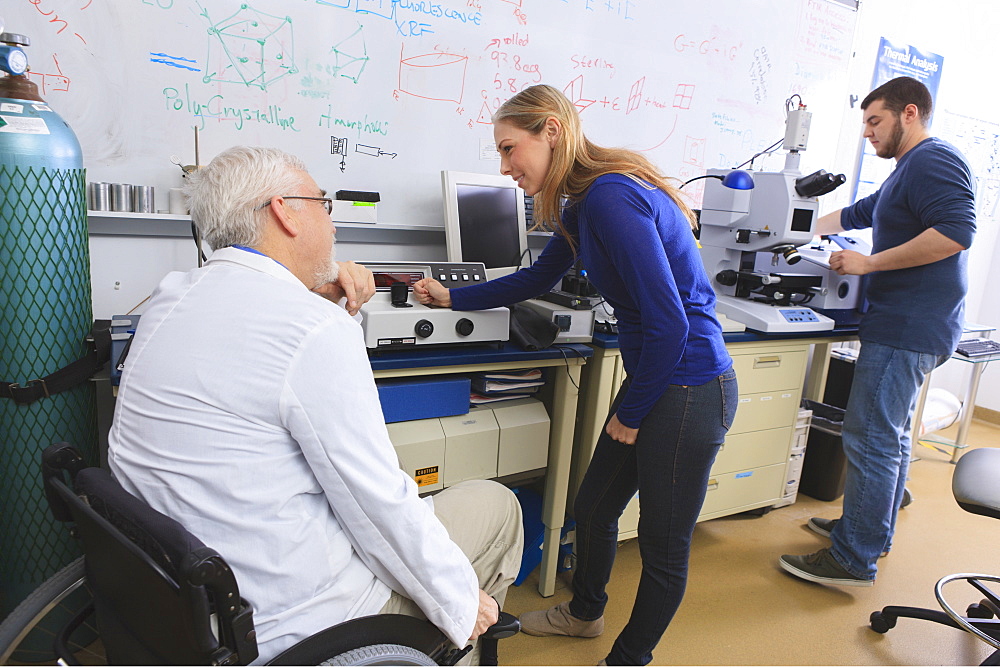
[{"xmin": 107, "ymin": 247, "xmax": 479, "ymax": 662}]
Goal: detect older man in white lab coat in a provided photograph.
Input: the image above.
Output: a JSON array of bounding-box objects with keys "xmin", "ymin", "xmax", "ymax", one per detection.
[{"xmin": 108, "ymin": 146, "xmax": 522, "ymax": 663}]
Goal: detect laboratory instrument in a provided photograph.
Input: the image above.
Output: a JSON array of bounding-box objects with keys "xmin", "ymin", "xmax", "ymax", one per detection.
[
  {"xmin": 358, "ymin": 261, "xmax": 510, "ymax": 349},
  {"xmin": 698, "ymin": 98, "xmax": 848, "ymax": 333}
]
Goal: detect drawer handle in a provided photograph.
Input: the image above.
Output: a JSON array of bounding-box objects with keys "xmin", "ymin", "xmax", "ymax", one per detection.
[
  {"xmin": 706, "ymin": 478, "xmax": 719, "ymax": 491},
  {"xmin": 753, "ymin": 356, "xmax": 781, "ymax": 368}
]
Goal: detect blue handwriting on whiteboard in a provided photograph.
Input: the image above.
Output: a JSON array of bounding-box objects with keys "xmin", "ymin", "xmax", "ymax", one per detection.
[
  {"xmin": 324, "ymin": 0, "xmax": 483, "ymax": 37},
  {"xmin": 149, "ymin": 53, "xmax": 201, "ymax": 72}
]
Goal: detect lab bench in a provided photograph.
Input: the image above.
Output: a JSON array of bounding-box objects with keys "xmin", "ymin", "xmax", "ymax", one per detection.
[
  {"xmin": 571, "ymin": 329, "xmax": 858, "ymax": 540},
  {"xmin": 367, "ymin": 343, "xmax": 591, "ymax": 597}
]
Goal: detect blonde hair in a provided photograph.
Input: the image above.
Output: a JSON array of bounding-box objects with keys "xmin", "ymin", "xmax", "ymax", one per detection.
[{"xmin": 492, "ymin": 84, "xmax": 696, "ymax": 247}]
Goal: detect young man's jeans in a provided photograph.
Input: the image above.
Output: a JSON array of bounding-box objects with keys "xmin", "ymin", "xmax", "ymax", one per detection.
[
  {"xmin": 829, "ymin": 341, "xmax": 950, "ymax": 580},
  {"xmin": 568, "ymin": 369, "xmax": 738, "ymax": 666}
]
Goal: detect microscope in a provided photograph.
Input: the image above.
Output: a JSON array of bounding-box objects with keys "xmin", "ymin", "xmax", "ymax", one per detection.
[{"xmin": 698, "ymin": 100, "xmax": 860, "ymax": 333}]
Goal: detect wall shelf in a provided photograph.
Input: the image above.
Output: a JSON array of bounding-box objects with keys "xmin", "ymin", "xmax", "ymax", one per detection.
[{"xmin": 86, "ymin": 212, "xmax": 447, "ymax": 245}]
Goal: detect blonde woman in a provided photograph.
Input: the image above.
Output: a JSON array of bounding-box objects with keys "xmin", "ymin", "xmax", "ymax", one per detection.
[{"xmin": 414, "ymin": 85, "xmax": 737, "ymax": 665}]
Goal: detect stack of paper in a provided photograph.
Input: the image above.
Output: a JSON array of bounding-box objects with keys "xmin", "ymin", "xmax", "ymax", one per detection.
[{"xmin": 469, "ymin": 368, "xmax": 544, "ymax": 405}]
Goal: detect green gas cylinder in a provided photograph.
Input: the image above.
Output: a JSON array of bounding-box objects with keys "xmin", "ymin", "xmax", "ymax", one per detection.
[{"xmin": 0, "ymin": 30, "xmax": 95, "ymax": 622}]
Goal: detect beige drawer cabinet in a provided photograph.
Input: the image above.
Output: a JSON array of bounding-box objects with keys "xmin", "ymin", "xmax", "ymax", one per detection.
[{"xmin": 571, "ymin": 338, "xmax": 810, "ymax": 541}]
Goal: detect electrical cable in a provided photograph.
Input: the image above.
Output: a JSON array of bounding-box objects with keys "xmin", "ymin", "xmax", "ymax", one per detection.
[
  {"xmin": 519, "ymin": 247, "xmax": 534, "ymax": 268},
  {"xmin": 551, "ymin": 344, "xmax": 585, "ymax": 391},
  {"xmin": 191, "ymin": 221, "xmax": 208, "ymax": 265},
  {"xmin": 125, "ymin": 295, "xmax": 151, "ymax": 315},
  {"xmin": 734, "ymin": 137, "xmax": 784, "ymax": 169}
]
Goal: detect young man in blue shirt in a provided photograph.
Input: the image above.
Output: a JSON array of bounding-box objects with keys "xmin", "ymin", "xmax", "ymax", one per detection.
[{"xmin": 779, "ymin": 77, "xmax": 977, "ymax": 586}]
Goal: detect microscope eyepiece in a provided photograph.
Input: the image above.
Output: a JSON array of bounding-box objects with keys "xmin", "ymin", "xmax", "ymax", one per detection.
[{"xmin": 795, "ymin": 169, "xmax": 847, "ymax": 198}]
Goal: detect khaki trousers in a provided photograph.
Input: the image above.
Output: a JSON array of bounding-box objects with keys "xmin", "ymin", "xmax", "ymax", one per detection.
[{"xmin": 380, "ymin": 479, "xmax": 524, "ymax": 663}]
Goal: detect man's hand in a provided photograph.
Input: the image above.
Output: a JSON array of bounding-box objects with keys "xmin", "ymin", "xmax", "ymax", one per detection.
[
  {"xmin": 606, "ymin": 413, "xmax": 639, "ymax": 445},
  {"xmin": 413, "ymin": 277, "xmax": 452, "ymax": 308},
  {"xmin": 830, "ymin": 228, "xmax": 965, "ymax": 276},
  {"xmin": 829, "ymin": 250, "xmax": 873, "ymax": 276},
  {"xmin": 469, "ymin": 590, "xmax": 500, "ymax": 641},
  {"xmin": 314, "ymin": 261, "xmax": 376, "ymax": 315}
]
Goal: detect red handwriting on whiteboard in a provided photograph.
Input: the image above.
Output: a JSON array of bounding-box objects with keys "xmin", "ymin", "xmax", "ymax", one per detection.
[
  {"xmin": 570, "ymin": 54, "xmax": 616, "ymax": 78},
  {"xmin": 25, "ymin": 0, "xmax": 89, "ymax": 45},
  {"xmin": 673, "ymin": 33, "xmax": 739, "ymax": 61},
  {"xmin": 27, "ymin": 53, "xmax": 71, "ymax": 95}
]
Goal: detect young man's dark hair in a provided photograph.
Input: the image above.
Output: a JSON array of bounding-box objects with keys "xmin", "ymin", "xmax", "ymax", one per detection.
[{"xmin": 861, "ymin": 76, "xmax": 933, "ymax": 125}]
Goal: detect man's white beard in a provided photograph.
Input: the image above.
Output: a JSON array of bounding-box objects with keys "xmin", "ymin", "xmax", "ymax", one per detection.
[{"xmin": 312, "ymin": 238, "xmax": 339, "ymax": 288}]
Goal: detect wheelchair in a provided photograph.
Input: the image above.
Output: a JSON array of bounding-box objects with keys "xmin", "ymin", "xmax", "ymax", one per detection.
[
  {"xmin": 0, "ymin": 443, "xmax": 519, "ymax": 665},
  {"xmin": 869, "ymin": 447, "xmax": 1000, "ymax": 666}
]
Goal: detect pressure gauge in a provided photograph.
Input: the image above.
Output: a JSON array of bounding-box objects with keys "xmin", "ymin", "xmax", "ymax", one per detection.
[
  {"xmin": 2, "ymin": 46, "xmax": 28, "ymax": 75},
  {"xmin": 1, "ymin": 30, "xmax": 30, "ymax": 76}
]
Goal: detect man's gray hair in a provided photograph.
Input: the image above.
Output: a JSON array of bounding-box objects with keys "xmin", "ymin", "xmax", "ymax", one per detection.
[{"xmin": 185, "ymin": 146, "xmax": 308, "ymax": 250}]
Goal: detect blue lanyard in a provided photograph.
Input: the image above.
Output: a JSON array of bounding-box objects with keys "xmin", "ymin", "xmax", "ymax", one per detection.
[{"xmin": 231, "ymin": 245, "xmax": 289, "ymax": 270}]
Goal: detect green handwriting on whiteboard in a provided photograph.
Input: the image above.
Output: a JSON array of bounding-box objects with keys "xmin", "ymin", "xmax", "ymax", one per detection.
[{"xmin": 162, "ymin": 84, "xmax": 299, "ymax": 132}]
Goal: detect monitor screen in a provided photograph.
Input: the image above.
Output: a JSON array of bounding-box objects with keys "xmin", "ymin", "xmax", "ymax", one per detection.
[
  {"xmin": 442, "ymin": 171, "xmax": 527, "ymax": 277},
  {"xmin": 456, "ymin": 184, "xmax": 522, "ymax": 268}
]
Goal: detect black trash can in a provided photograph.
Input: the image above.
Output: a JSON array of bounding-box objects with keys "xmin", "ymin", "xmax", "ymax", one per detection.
[
  {"xmin": 799, "ymin": 399, "xmax": 848, "ymax": 502},
  {"xmin": 823, "ymin": 355, "xmax": 856, "ymax": 409}
]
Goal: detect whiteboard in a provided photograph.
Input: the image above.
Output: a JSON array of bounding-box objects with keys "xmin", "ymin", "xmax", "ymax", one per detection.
[{"xmin": 5, "ymin": 0, "xmax": 858, "ymax": 227}]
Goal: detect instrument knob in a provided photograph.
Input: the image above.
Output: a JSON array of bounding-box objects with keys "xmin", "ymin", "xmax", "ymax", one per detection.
[
  {"xmin": 455, "ymin": 318, "xmax": 474, "ymax": 336},
  {"xmin": 716, "ymin": 269, "xmax": 739, "ymax": 286},
  {"xmin": 415, "ymin": 319, "xmax": 434, "ymax": 338},
  {"xmin": 390, "ymin": 281, "xmax": 411, "ymax": 307}
]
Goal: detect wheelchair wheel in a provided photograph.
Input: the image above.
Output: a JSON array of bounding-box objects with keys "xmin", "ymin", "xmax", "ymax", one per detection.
[
  {"xmin": 0, "ymin": 557, "xmax": 105, "ymax": 665},
  {"xmin": 322, "ymin": 643, "xmax": 438, "ymax": 666}
]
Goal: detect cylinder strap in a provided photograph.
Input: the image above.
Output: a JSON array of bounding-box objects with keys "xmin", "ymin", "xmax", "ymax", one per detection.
[{"xmin": 1, "ymin": 320, "xmax": 111, "ymax": 406}]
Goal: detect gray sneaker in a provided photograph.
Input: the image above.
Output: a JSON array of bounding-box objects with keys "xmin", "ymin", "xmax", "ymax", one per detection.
[
  {"xmin": 807, "ymin": 517, "xmax": 838, "ymax": 538},
  {"xmin": 779, "ymin": 548, "xmax": 874, "ymax": 587},
  {"xmin": 806, "ymin": 517, "xmax": 889, "ymax": 557},
  {"xmin": 520, "ymin": 601, "xmax": 604, "ymax": 637}
]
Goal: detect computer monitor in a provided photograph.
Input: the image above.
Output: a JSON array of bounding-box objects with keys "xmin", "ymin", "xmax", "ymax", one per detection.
[{"xmin": 441, "ymin": 170, "xmax": 528, "ymax": 280}]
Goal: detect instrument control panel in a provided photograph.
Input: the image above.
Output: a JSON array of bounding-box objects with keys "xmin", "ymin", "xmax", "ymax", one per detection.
[{"xmin": 359, "ymin": 261, "xmax": 509, "ymax": 349}]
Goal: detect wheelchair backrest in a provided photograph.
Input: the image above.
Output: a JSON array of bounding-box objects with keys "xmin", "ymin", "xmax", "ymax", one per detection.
[{"xmin": 43, "ymin": 444, "xmax": 258, "ymax": 665}]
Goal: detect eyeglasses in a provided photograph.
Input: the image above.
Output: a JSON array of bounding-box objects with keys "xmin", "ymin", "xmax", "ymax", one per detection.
[{"xmin": 258, "ymin": 196, "xmax": 334, "ymax": 215}]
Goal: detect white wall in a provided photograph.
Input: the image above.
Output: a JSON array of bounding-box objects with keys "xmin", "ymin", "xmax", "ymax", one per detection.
[
  {"xmin": 80, "ymin": 0, "xmax": 1000, "ymax": 412},
  {"xmin": 87, "ymin": 227, "xmax": 448, "ymax": 319},
  {"xmin": 844, "ymin": 0, "xmax": 1000, "ymax": 411}
]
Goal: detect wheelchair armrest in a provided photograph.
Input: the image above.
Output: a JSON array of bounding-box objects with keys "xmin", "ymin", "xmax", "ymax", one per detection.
[
  {"xmin": 42, "ymin": 442, "xmax": 89, "ymax": 523},
  {"xmin": 481, "ymin": 612, "xmax": 520, "ymax": 641}
]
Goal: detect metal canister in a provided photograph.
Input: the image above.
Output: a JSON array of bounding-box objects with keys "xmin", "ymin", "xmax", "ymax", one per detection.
[
  {"xmin": 88, "ymin": 182, "xmax": 110, "ymax": 211},
  {"xmin": 133, "ymin": 185, "xmax": 154, "ymax": 213},
  {"xmin": 110, "ymin": 183, "xmax": 132, "ymax": 212}
]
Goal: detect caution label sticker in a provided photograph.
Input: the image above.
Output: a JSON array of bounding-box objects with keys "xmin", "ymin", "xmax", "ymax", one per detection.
[
  {"xmin": 0, "ymin": 115, "xmax": 49, "ymax": 134},
  {"xmin": 414, "ymin": 466, "xmax": 439, "ymax": 487}
]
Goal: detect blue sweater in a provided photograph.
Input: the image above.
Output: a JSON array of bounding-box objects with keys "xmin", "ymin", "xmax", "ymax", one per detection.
[
  {"xmin": 451, "ymin": 174, "xmax": 732, "ymax": 428},
  {"xmin": 842, "ymin": 137, "xmax": 976, "ymax": 356}
]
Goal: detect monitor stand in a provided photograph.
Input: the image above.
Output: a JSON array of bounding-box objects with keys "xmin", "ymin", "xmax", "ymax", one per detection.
[{"xmin": 486, "ymin": 266, "xmax": 519, "ymax": 280}]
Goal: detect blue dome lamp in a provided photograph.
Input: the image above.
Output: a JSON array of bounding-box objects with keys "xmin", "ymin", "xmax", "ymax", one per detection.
[{"xmin": 681, "ymin": 169, "xmax": 755, "ymax": 190}]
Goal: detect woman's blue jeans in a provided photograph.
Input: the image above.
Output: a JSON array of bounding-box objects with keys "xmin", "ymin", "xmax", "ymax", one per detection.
[
  {"xmin": 569, "ymin": 368, "xmax": 738, "ymax": 666},
  {"xmin": 829, "ymin": 341, "xmax": 950, "ymax": 579}
]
